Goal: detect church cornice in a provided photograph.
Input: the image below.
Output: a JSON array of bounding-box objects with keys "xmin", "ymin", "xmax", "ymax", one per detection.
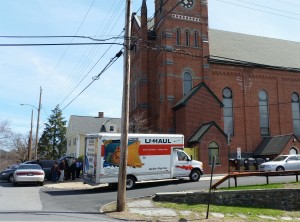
[{"xmin": 171, "ymin": 14, "xmax": 201, "ymax": 23}]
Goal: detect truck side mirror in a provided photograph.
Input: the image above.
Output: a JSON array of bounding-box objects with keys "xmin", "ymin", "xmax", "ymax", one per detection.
[{"xmin": 190, "ymin": 155, "xmax": 193, "ymax": 161}]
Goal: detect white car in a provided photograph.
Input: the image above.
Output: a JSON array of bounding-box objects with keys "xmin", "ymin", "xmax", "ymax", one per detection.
[
  {"xmin": 13, "ymin": 164, "xmax": 45, "ymax": 186},
  {"xmin": 259, "ymin": 155, "xmax": 300, "ymax": 172}
]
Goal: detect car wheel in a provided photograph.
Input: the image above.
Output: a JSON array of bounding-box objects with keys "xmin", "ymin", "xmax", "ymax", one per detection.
[
  {"xmin": 276, "ymin": 166, "xmax": 285, "ymax": 171},
  {"xmin": 189, "ymin": 170, "xmax": 201, "ymax": 182},
  {"xmin": 8, "ymin": 174, "xmax": 14, "ymax": 183},
  {"xmin": 126, "ymin": 176, "xmax": 136, "ymax": 190}
]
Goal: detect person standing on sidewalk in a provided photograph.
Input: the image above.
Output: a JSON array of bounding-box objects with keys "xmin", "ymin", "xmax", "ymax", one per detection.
[
  {"xmin": 75, "ymin": 159, "xmax": 82, "ymax": 178},
  {"xmin": 70, "ymin": 159, "xmax": 76, "ymax": 180},
  {"xmin": 59, "ymin": 159, "xmax": 65, "ymax": 182}
]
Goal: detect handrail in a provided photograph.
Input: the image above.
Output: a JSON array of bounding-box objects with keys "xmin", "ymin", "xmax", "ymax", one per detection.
[{"xmin": 211, "ymin": 170, "xmax": 300, "ymax": 190}]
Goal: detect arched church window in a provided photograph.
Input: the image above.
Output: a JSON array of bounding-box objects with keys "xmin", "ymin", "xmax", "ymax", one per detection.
[
  {"xmin": 183, "ymin": 72, "xmax": 192, "ymax": 96},
  {"xmin": 292, "ymin": 92, "xmax": 300, "ymax": 136},
  {"xmin": 194, "ymin": 31, "xmax": 198, "ymax": 47},
  {"xmin": 176, "ymin": 29, "xmax": 181, "ymax": 45},
  {"xmin": 208, "ymin": 142, "xmax": 220, "ymax": 165},
  {"xmin": 185, "ymin": 30, "xmax": 190, "ymax": 46},
  {"xmin": 259, "ymin": 90, "xmax": 269, "ymax": 136},
  {"xmin": 223, "ymin": 87, "xmax": 234, "ymax": 136},
  {"xmin": 290, "ymin": 147, "xmax": 298, "ymax": 155}
]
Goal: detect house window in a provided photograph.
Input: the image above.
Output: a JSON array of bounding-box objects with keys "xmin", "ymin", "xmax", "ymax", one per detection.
[
  {"xmin": 194, "ymin": 31, "xmax": 198, "ymax": 47},
  {"xmin": 183, "ymin": 71, "xmax": 192, "ymax": 96},
  {"xmin": 223, "ymin": 88, "xmax": 234, "ymax": 136},
  {"xmin": 209, "ymin": 142, "xmax": 220, "ymax": 165},
  {"xmin": 259, "ymin": 90, "xmax": 269, "ymax": 136},
  {"xmin": 292, "ymin": 92, "xmax": 300, "ymax": 136},
  {"xmin": 176, "ymin": 29, "xmax": 181, "ymax": 45},
  {"xmin": 185, "ymin": 31, "xmax": 190, "ymax": 46},
  {"xmin": 73, "ymin": 138, "xmax": 76, "ymax": 146},
  {"xmin": 109, "ymin": 125, "xmax": 114, "ymax": 132}
]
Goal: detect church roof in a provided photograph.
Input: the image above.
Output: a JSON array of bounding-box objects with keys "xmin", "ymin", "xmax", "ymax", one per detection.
[
  {"xmin": 209, "ymin": 29, "xmax": 300, "ymax": 72},
  {"xmin": 188, "ymin": 121, "xmax": 226, "ymax": 144},
  {"xmin": 253, "ymin": 134, "xmax": 297, "ymax": 156},
  {"xmin": 173, "ymin": 82, "xmax": 223, "ymax": 110}
]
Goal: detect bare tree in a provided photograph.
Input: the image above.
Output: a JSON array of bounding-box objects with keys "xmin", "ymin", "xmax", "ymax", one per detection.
[
  {"xmin": 8, "ymin": 133, "xmax": 29, "ymax": 162},
  {"xmin": 0, "ymin": 119, "xmax": 13, "ymax": 147},
  {"xmin": 129, "ymin": 112, "xmax": 153, "ymax": 133}
]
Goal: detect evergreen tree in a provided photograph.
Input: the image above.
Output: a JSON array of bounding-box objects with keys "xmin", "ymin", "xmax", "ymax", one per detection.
[{"xmin": 38, "ymin": 105, "xmax": 67, "ymax": 159}]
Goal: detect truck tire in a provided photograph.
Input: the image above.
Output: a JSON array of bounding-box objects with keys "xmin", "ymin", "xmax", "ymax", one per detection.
[
  {"xmin": 189, "ymin": 170, "xmax": 201, "ymax": 182},
  {"xmin": 126, "ymin": 176, "xmax": 136, "ymax": 190}
]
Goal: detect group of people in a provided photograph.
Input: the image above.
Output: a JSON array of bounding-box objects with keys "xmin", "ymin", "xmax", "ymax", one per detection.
[{"xmin": 51, "ymin": 158, "xmax": 83, "ymax": 182}]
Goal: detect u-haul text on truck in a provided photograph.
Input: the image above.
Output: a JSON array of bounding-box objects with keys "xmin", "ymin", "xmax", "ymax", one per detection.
[{"xmin": 83, "ymin": 133, "xmax": 203, "ymax": 189}]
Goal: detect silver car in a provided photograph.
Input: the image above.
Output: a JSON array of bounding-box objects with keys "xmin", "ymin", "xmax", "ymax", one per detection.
[
  {"xmin": 259, "ymin": 155, "xmax": 300, "ymax": 172},
  {"xmin": 13, "ymin": 164, "xmax": 45, "ymax": 186}
]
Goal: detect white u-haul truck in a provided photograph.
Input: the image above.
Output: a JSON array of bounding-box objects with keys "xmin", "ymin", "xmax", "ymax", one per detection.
[{"xmin": 83, "ymin": 133, "xmax": 203, "ymax": 189}]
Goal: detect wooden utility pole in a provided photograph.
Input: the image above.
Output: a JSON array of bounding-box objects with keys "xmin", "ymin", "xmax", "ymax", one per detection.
[
  {"xmin": 28, "ymin": 109, "xmax": 33, "ymax": 160},
  {"xmin": 34, "ymin": 87, "xmax": 42, "ymax": 160},
  {"xmin": 117, "ymin": 0, "xmax": 132, "ymax": 212}
]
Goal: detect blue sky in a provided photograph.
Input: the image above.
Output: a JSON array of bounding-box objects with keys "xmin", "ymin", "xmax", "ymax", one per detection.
[{"xmin": 0, "ymin": 0, "xmax": 299, "ymax": 136}]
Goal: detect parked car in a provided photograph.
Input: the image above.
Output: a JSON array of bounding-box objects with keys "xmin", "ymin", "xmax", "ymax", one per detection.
[
  {"xmin": 259, "ymin": 155, "xmax": 300, "ymax": 172},
  {"xmin": 25, "ymin": 160, "xmax": 55, "ymax": 181},
  {"xmin": 13, "ymin": 164, "xmax": 45, "ymax": 186},
  {"xmin": 0, "ymin": 164, "xmax": 19, "ymax": 182}
]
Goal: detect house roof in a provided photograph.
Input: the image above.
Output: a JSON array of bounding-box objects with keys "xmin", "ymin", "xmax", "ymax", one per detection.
[
  {"xmin": 173, "ymin": 82, "xmax": 223, "ymax": 110},
  {"xmin": 209, "ymin": 29, "xmax": 300, "ymax": 72},
  {"xmin": 253, "ymin": 134, "xmax": 296, "ymax": 156},
  {"xmin": 188, "ymin": 121, "xmax": 227, "ymax": 144},
  {"xmin": 66, "ymin": 115, "xmax": 121, "ymax": 137}
]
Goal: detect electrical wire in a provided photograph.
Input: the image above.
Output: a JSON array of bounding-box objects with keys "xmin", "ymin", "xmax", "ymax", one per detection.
[
  {"xmin": 215, "ymin": 0, "xmax": 300, "ymax": 21},
  {"xmin": 0, "ymin": 42, "xmax": 124, "ymax": 46},
  {"xmin": 61, "ymin": 50, "xmax": 123, "ymax": 111}
]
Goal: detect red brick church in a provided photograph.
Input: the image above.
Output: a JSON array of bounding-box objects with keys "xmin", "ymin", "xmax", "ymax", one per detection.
[{"xmin": 129, "ymin": 0, "xmax": 300, "ymax": 173}]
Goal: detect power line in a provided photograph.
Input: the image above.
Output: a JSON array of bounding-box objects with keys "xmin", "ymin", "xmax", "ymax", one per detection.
[
  {"xmin": 57, "ymin": 1, "xmax": 126, "ymax": 106},
  {"xmin": 61, "ymin": 50, "xmax": 123, "ymax": 111},
  {"xmin": 234, "ymin": 0, "xmax": 300, "ymax": 16},
  {"xmin": 0, "ymin": 35, "xmax": 124, "ymax": 41},
  {"xmin": 0, "ymin": 42, "xmax": 124, "ymax": 47},
  {"xmin": 215, "ymin": 0, "xmax": 300, "ymax": 21},
  {"xmin": 41, "ymin": 0, "xmax": 97, "ymax": 92}
]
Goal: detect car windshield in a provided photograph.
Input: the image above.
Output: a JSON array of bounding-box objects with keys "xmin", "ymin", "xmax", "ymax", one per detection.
[
  {"xmin": 17, "ymin": 164, "xmax": 42, "ymax": 170},
  {"xmin": 271, "ymin": 156, "xmax": 288, "ymax": 162}
]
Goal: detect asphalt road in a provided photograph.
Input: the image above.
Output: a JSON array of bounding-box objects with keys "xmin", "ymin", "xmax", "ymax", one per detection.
[{"xmin": 0, "ymin": 174, "xmax": 299, "ymax": 221}]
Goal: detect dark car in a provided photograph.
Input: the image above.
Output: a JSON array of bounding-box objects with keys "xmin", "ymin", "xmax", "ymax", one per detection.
[{"xmin": 0, "ymin": 165, "xmax": 19, "ymax": 182}]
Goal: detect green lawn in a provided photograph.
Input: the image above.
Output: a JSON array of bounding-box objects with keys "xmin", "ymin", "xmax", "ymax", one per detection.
[{"xmin": 154, "ymin": 182, "xmax": 300, "ymax": 220}]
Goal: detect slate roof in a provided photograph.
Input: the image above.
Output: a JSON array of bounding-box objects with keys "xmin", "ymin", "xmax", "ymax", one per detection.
[
  {"xmin": 209, "ymin": 29, "xmax": 300, "ymax": 71},
  {"xmin": 173, "ymin": 82, "xmax": 223, "ymax": 110},
  {"xmin": 253, "ymin": 134, "xmax": 295, "ymax": 156},
  {"xmin": 188, "ymin": 121, "xmax": 226, "ymax": 144},
  {"xmin": 66, "ymin": 115, "xmax": 121, "ymax": 137}
]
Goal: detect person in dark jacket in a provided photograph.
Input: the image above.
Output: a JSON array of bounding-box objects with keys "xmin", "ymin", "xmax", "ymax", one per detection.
[
  {"xmin": 70, "ymin": 159, "xmax": 76, "ymax": 180},
  {"xmin": 75, "ymin": 159, "xmax": 82, "ymax": 178},
  {"xmin": 51, "ymin": 162, "xmax": 60, "ymax": 182}
]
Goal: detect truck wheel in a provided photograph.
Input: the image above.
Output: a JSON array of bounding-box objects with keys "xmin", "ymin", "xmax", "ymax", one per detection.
[
  {"xmin": 126, "ymin": 176, "xmax": 136, "ymax": 190},
  {"xmin": 189, "ymin": 170, "xmax": 201, "ymax": 182}
]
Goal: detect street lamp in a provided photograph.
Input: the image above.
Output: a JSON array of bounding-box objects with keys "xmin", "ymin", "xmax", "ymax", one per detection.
[{"xmin": 20, "ymin": 87, "xmax": 42, "ymax": 160}]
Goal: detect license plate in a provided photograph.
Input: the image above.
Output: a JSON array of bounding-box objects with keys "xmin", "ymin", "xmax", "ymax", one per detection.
[{"xmin": 27, "ymin": 173, "xmax": 34, "ymax": 176}]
